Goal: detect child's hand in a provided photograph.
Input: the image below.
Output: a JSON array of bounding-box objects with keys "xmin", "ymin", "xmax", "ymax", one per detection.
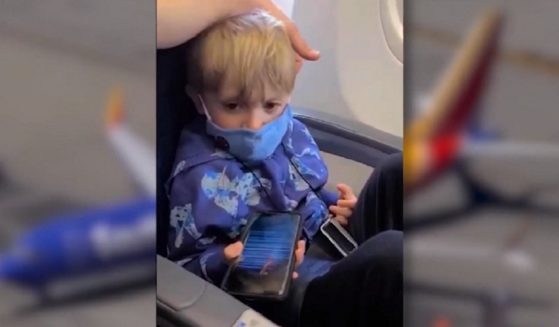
[
  {"xmin": 225, "ymin": 240, "xmax": 305, "ymax": 279},
  {"xmin": 292, "ymin": 240, "xmax": 306, "ymax": 279},
  {"xmin": 329, "ymin": 184, "xmax": 357, "ymax": 226},
  {"xmin": 224, "ymin": 241, "xmax": 244, "ymax": 264}
]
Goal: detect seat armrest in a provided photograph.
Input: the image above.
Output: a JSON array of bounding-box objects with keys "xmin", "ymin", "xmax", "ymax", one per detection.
[
  {"xmin": 294, "ymin": 107, "xmax": 402, "ymax": 168},
  {"xmin": 156, "ymin": 255, "xmax": 277, "ymax": 327}
]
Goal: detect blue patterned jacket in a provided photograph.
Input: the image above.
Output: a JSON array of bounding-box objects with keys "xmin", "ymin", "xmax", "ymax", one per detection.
[{"xmin": 166, "ymin": 110, "xmax": 337, "ymax": 284}]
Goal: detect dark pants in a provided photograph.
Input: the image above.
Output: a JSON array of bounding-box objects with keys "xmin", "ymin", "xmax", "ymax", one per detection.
[
  {"xmin": 249, "ymin": 154, "xmax": 403, "ymax": 327},
  {"xmin": 348, "ymin": 153, "xmax": 403, "ymax": 243},
  {"xmin": 300, "ymin": 153, "xmax": 403, "ymax": 327}
]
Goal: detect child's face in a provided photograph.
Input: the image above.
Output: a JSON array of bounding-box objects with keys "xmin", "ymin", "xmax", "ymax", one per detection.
[{"xmin": 198, "ymin": 83, "xmax": 291, "ymax": 130}]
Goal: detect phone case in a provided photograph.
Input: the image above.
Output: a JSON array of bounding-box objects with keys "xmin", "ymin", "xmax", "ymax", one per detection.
[
  {"xmin": 320, "ymin": 217, "xmax": 358, "ymax": 257},
  {"xmin": 221, "ymin": 212, "xmax": 302, "ymax": 301}
]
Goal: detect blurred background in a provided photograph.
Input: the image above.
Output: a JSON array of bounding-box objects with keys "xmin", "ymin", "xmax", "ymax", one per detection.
[
  {"xmin": 0, "ymin": 1, "xmax": 155, "ymax": 326},
  {"xmin": 406, "ymin": 0, "xmax": 559, "ymax": 326}
]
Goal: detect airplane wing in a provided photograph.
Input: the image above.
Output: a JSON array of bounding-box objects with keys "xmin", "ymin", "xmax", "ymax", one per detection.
[{"xmin": 105, "ymin": 88, "xmax": 156, "ymax": 197}]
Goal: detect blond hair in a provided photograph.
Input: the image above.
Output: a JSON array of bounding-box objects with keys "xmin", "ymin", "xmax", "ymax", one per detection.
[{"xmin": 186, "ymin": 10, "xmax": 296, "ymax": 100}]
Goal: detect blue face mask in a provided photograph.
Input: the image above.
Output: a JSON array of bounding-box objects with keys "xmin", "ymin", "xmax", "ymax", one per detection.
[{"xmin": 198, "ymin": 95, "xmax": 292, "ymax": 162}]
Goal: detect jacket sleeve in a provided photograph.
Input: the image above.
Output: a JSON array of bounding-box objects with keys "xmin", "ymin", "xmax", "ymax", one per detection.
[
  {"xmin": 167, "ymin": 166, "xmax": 229, "ymax": 284},
  {"xmin": 287, "ymin": 120, "xmax": 338, "ymax": 244},
  {"xmin": 317, "ymin": 188, "xmax": 339, "ymax": 207}
]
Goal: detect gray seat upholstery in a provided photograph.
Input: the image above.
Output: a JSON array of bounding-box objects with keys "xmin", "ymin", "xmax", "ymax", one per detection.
[{"xmin": 157, "ymin": 255, "xmax": 278, "ymax": 327}]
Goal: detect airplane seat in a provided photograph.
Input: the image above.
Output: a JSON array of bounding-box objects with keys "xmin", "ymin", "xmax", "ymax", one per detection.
[
  {"xmin": 156, "ymin": 43, "xmax": 401, "ymax": 327},
  {"xmin": 155, "ymin": 43, "xmax": 333, "ymax": 327},
  {"xmin": 157, "ymin": 44, "xmax": 197, "ymax": 257}
]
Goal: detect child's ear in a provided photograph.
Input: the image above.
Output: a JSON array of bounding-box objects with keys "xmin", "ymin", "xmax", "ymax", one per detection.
[{"xmin": 185, "ymin": 85, "xmax": 204, "ymax": 115}]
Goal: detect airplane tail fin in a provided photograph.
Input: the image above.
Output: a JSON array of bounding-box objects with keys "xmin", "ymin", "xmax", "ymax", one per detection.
[
  {"xmin": 410, "ymin": 8, "xmax": 503, "ymax": 141},
  {"xmin": 405, "ymin": 8, "xmax": 503, "ymax": 190},
  {"xmin": 103, "ymin": 88, "xmax": 156, "ymax": 197}
]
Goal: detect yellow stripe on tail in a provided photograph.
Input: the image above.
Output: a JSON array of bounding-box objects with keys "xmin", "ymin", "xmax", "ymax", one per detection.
[
  {"xmin": 105, "ymin": 87, "xmax": 125, "ymax": 128},
  {"xmin": 409, "ymin": 9, "xmax": 502, "ymax": 141}
]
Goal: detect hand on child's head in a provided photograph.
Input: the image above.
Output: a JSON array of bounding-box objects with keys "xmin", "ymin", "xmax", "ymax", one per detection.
[{"xmin": 255, "ymin": 0, "xmax": 320, "ymax": 62}]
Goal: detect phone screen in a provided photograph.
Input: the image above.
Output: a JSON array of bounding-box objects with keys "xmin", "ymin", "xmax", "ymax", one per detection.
[{"xmin": 221, "ymin": 212, "xmax": 301, "ymax": 299}]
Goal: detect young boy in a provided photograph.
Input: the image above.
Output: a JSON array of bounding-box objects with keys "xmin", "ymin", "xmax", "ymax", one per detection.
[
  {"xmin": 167, "ymin": 10, "xmax": 402, "ymax": 326},
  {"xmin": 167, "ymin": 9, "xmax": 355, "ymax": 282}
]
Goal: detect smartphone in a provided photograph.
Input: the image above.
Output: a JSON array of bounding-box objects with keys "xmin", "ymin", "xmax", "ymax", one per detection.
[
  {"xmin": 320, "ymin": 217, "xmax": 358, "ymax": 257},
  {"xmin": 221, "ymin": 212, "xmax": 302, "ymax": 300}
]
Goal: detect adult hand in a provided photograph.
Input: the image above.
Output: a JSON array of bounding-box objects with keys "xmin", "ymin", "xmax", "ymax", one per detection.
[
  {"xmin": 158, "ymin": 0, "xmax": 320, "ymax": 67},
  {"xmin": 253, "ymin": 0, "xmax": 319, "ymax": 72}
]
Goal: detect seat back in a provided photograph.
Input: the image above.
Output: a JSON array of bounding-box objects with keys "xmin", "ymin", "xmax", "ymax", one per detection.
[{"xmin": 156, "ymin": 44, "xmax": 197, "ymax": 256}]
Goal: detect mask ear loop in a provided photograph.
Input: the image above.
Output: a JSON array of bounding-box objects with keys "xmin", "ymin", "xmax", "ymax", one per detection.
[{"xmin": 198, "ymin": 94, "xmax": 213, "ymax": 122}]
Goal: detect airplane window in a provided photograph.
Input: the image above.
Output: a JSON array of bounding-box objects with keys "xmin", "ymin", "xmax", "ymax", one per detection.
[
  {"xmin": 291, "ymin": 0, "xmax": 403, "ymax": 140},
  {"xmin": 379, "ymin": 0, "xmax": 403, "ymax": 64}
]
